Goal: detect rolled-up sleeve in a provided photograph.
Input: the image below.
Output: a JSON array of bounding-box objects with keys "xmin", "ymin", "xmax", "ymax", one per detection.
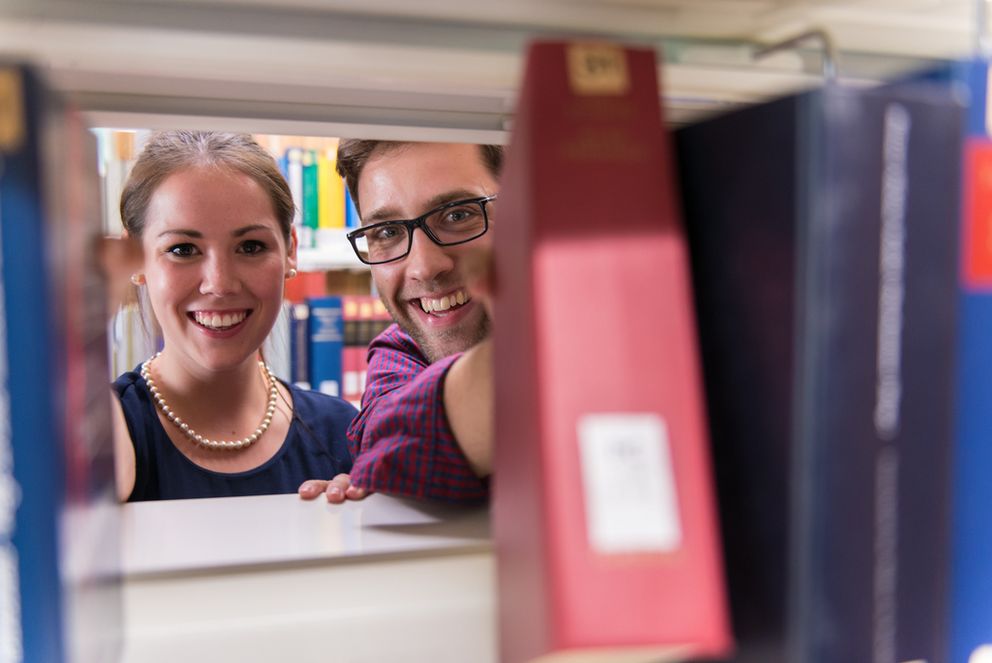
[{"xmin": 346, "ymin": 324, "xmax": 490, "ymax": 503}]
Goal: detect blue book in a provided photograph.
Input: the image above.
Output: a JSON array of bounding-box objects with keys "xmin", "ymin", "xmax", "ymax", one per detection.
[
  {"xmin": 677, "ymin": 81, "xmax": 962, "ymax": 663},
  {"xmin": 892, "ymin": 59, "xmax": 992, "ymax": 663},
  {"xmin": 307, "ymin": 296, "xmax": 344, "ymax": 398},
  {"xmin": 922, "ymin": 59, "xmax": 992, "ymax": 663},
  {"xmin": 289, "ymin": 302, "xmax": 310, "ymax": 388},
  {"xmin": 0, "ymin": 63, "xmax": 121, "ymax": 663},
  {"xmin": 345, "ymin": 188, "xmax": 360, "ymax": 228}
]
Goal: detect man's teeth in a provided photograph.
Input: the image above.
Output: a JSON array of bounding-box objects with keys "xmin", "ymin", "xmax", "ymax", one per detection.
[
  {"xmin": 420, "ymin": 290, "xmax": 469, "ymax": 314},
  {"xmin": 194, "ymin": 311, "xmax": 247, "ymax": 329}
]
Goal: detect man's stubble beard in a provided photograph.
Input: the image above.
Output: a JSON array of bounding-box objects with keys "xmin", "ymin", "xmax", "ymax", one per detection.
[{"xmin": 385, "ymin": 300, "xmax": 491, "ymax": 363}]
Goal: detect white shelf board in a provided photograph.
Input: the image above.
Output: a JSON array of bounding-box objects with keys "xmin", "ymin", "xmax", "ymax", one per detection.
[{"xmin": 298, "ymin": 229, "xmax": 369, "ymax": 272}]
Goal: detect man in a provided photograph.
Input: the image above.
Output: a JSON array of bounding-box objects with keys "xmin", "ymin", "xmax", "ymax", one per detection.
[{"xmin": 299, "ymin": 141, "xmax": 501, "ymax": 503}]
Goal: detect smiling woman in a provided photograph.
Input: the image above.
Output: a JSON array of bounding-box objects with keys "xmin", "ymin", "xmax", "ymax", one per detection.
[{"xmin": 111, "ymin": 130, "xmax": 358, "ymax": 502}]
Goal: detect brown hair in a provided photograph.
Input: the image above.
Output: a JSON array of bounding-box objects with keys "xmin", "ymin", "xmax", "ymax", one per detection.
[
  {"xmin": 120, "ymin": 130, "xmax": 295, "ymax": 240},
  {"xmin": 335, "ymin": 140, "xmax": 503, "ymax": 218}
]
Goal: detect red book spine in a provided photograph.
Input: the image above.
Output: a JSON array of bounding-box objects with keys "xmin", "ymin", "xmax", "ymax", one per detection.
[
  {"xmin": 493, "ymin": 41, "xmax": 732, "ymax": 663},
  {"xmin": 341, "ymin": 295, "xmax": 361, "ymax": 406},
  {"xmin": 356, "ymin": 297, "xmax": 377, "ymax": 399}
]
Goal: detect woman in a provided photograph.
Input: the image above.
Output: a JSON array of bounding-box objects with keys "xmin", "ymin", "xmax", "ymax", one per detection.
[{"xmin": 112, "ymin": 130, "xmax": 356, "ymax": 501}]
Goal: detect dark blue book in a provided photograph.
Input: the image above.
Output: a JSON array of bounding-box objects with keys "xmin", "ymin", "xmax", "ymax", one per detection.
[
  {"xmin": 307, "ymin": 296, "xmax": 344, "ymax": 398},
  {"xmin": 0, "ymin": 63, "xmax": 121, "ymax": 663},
  {"xmin": 289, "ymin": 302, "xmax": 310, "ymax": 388},
  {"xmin": 676, "ymin": 82, "xmax": 962, "ymax": 663}
]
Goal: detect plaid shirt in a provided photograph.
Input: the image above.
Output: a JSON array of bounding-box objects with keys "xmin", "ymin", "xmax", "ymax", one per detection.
[{"xmin": 347, "ymin": 323, "xmax": 490, "ymax": 503}]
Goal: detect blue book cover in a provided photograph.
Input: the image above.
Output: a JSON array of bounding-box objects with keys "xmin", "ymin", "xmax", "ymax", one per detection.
[
  {"xmin": 931, "ymin": 59, "xmax": 992, "ymax": 663},
  {"xmin": 345, "ymin": 188, "xmax": 360, "ymax": 228},
  {"xmin": 894, "ymin": 58, "xmax": 992, "ymax": 663},
  {"xmin": 677, "ymin": 82, "xmax": 962, "ymax": 663},
  {"xmin": 0, "ymin": 64, "xmax": 121, "ymax": 663},
  {"xmin": 307, "ymin": 296, "xmax": 344, "ymax": 398}
]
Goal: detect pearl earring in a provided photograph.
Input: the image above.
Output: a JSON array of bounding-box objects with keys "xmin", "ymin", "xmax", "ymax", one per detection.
[
  {"xmin": 286, "ymin": 268, "xmax": 298, "ymax": 279},
  {"xmin": 130, "ymin": 273, "xmax": 145, "ymax": 286}
]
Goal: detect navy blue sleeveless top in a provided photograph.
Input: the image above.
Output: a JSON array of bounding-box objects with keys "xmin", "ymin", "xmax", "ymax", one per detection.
[{"xmin": 113, "ymin": 368, "xmax": 357, "ymax": 502}]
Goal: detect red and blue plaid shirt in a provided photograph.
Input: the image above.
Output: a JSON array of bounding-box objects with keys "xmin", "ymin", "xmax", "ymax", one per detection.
[{"xmin": 347, "ymin": 323, "xmax": 490, "ymax": 503}]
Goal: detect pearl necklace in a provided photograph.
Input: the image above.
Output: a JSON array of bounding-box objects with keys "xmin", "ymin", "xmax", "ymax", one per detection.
[{"xmin": 140, "ymin": 353, "xmax": 278, "ymax": 451}]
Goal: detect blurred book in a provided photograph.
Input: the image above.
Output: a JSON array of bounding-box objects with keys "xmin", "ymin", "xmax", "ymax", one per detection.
[
  {"xmin": 289, "ymin": 302, "xmax": 310, "ymax": 389},
  {"xmin": 912, "ymin": 58, "xmax": 992, "ymax": 663},
  {"xmin": 307, "ymin": 296, "xmax": 344, "ymax": 398},
  {"xmin": 345, "ymin": 188, "xmax": 360, "ymax": 228},
  {"xmin": 494, "ymin": 41, "xmax": 731, "ymax": 663},
  {"xmin": 677, "ymin": 81, "xmax": 962, "ymax": 663},
  {"xmin": 301, "ymin": 148, "xmax": 318, "ymax": 249},
  {"xmin": 0, "ymin": 63, "xmax": 122, "ymax": 663},
  {"xmin": 286, "ymin": 147, "xmax": 304, "ymax": 246}
]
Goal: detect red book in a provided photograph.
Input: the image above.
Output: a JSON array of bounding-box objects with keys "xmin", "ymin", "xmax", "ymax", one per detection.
[
  {"xmin": 341, "ymin": 295, "xmax": 362, "ymax": 406},
  {"xmin": 356, "ymin": 297, "xmax": 378, "ymax": 398},
  {"xmin": 283, "ymin": 270, "xmax": 326, "ymax": 304},
  {"xmin": 493, "ymin": 41, "xmax": 732, "ymax": 663}
]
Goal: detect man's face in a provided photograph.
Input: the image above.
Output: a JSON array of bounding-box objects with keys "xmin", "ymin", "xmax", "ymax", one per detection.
[{"xmin": 358, "ymin": 143, "xmax": 497, "ymax": 363}]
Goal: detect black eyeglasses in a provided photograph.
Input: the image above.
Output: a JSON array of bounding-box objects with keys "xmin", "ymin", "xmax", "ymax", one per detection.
[{"xmin": 346, "ymin": 195, "xmax": 496, "ymax": 265}]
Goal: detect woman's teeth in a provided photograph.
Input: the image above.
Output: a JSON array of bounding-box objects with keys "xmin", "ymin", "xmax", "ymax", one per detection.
[
  {"xmin": 420, "ymin": 290, "xmax": 468, "ymax": 314},
  {"xmin": 194, "ymin": 311, "xmax": 247, "ymax": 329}
]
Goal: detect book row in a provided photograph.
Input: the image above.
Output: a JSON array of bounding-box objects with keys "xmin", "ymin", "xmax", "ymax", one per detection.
[
  {"xmin": 277, "ymin": 145, "xmax": 362, "ymax": 250},
  {"xmin": 494, "ymin": 42, "xmax": 992, "ymax": 663},
  {"xmin": 286, "ymin": 295, "xmax": 391, "ymax": 408}
]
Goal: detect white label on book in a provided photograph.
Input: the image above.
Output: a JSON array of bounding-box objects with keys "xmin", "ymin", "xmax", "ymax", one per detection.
[
  {"xmin": 970, "ymin": 646, "xmax": 992, "ymax": 663},
  {"xmin": 577, "ymin": 413, "xmax": 682, "ymax": 554}
]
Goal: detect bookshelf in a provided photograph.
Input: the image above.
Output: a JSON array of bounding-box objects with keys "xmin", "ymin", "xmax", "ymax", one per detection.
[
  {"xmin": 120, "ymin": 493, "xmax": 493, "ymax": 663},
  {"xmin": 298, "ymin": 232, "xmax": 367, "ymax": 271}
]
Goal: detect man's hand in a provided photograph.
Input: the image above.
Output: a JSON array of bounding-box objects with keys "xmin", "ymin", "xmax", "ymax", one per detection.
[{"xmin": 298, "ymin": 474, "xmax": 369, "ymax": 503}]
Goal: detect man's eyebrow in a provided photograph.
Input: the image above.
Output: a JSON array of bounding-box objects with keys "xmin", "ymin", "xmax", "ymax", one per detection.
[{"xmin": 362, "ymin": 189, "xmax": 485, "ymax": 225}]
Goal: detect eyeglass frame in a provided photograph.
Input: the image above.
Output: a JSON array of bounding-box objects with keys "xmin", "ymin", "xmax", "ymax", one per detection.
[{"xmin": 345, "ymin": 194, "xmax": 497, "ymax": 265}]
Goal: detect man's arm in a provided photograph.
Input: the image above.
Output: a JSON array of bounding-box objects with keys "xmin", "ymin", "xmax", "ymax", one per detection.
[
  {"xmin": 300, "ymin": 325, "xmax": 489, "ymax": 503},
  {"xmin": 442, "ymin": 336, "xmax": 492, "ymax": 477}
]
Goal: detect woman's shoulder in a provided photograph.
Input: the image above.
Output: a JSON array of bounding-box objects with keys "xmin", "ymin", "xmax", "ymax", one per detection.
[{"xmin": 112, "ymin": 366, "xmax": 144, "ymax": 397}]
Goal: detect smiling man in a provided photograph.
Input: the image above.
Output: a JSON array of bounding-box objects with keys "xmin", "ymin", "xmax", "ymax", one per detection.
[{"xmin": 300, "ymin": 140, "xmax": 501, "ymax": 503}]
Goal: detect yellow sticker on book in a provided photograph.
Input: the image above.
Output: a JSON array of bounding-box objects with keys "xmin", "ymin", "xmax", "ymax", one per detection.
[
  {"xmin": 0, "ymin": 68, "xmax": 24, "ymax": 152},
  {"xmin": 567, "ymin": 43, "xmax": 629, "ymax": 95}
]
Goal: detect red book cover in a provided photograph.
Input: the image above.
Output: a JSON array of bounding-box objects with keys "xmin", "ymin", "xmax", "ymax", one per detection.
[
  {"xmin": 493, "ymin": 41, "xmax": 732, "ymax": 663},
  {"xmin": 357, "ymin": 296, "xmax": 378, "ymax": 398},
  {"xmin": 341, "ymin": 295, "xmax": 362, "ymax": 405}
]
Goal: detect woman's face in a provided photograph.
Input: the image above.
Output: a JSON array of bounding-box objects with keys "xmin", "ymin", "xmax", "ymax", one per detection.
[{"xmin": 140, "ymin": 165, "xmax": 295, "ymax": 376}]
